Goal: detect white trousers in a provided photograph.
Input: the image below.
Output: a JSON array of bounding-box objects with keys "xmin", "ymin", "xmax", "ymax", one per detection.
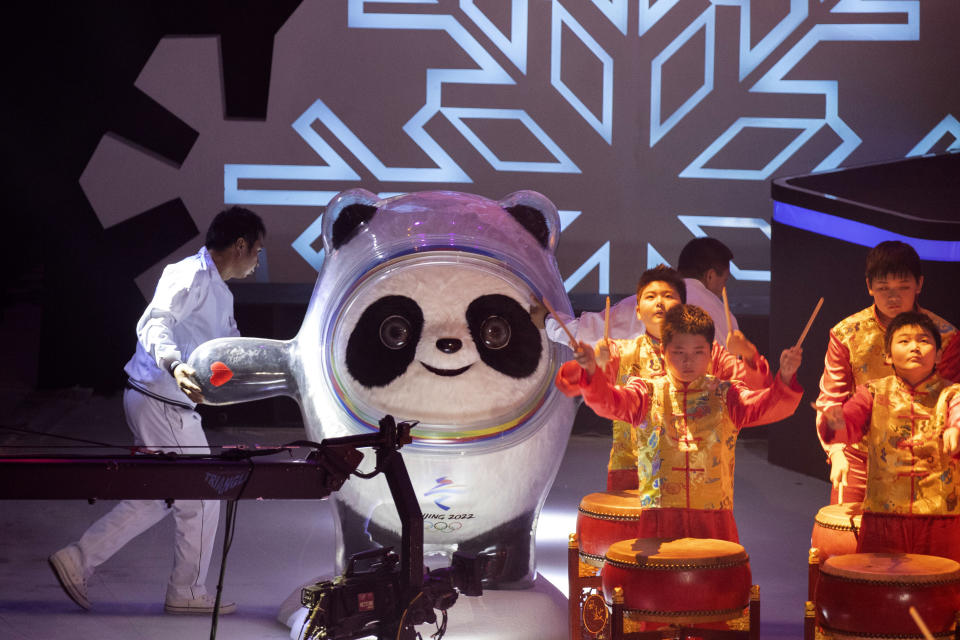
[{"xmin": 74, "ymin": 388, "xmax": 220, "ymax": 600}]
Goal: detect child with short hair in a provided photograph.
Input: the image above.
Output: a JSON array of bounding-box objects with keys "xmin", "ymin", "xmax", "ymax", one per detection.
[
  {"xmin": 816, "ymin": 241, "xmax": 956, "ymax": 504},
  {"xmin": 555, "ymin": 266, "xmax": 772, "ymax": 490},
  {"xmin": 560, "ymin": 304, "xmax": 803, "ymax": 542},
  {"xmin": 820, "ymin": 311, "xmax": 960, "ymax": 562}
]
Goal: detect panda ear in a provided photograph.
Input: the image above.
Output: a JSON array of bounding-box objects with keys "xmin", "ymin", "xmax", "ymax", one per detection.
[
  {"xmin": 323, "ymin": 189, "xmax": 381, "ymax": 251},
  {"xmin": 498, "ymin": 191, "xmax": 560, "ymax": 252}
]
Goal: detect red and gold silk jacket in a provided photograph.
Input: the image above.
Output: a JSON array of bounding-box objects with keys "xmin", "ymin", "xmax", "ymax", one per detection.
[
  {"xmin": 820, "ymin": 374, "xmax": 960, "ymax": 515},
  {"xmin": 576, "ymin": 369, "xmax": 802, "ymax": 510},
  {"xmin": 555, "ymin": 333, "xmax": 772, "ymax": 489},
  {"xmin": 816, "ymin": 305, "xmax": 956, "ymax": 455}
]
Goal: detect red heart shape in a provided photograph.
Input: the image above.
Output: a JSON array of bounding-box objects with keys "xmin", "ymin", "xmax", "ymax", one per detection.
[{"xmin": 209, "ymin": 361, "xmax": 234, "ymax": 387}]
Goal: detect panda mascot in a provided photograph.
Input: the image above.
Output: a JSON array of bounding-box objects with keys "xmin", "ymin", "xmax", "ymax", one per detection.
[{"xmin": 188, "ymin": 189, "xmax": 576, "ymax": 635}]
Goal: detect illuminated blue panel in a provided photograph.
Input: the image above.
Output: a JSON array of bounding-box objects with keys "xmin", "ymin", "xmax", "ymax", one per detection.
[
  {"xmin": 347, "ymin": 0, "xmax": 519, "ymax": 182},
  {"xmin": 639, "ymin": 0, "xmax": 681, "ymax": 36},
  {"xmin": 907, "ymin": 115, "xmax": 960, "ymax": 157},
  {"xmin": 712, "ymin": 0, "xmax": 807, "ymax": 81},
  {"xmin": 291, "ymin": 213, "xmax": 327, "ymax": 272},
  {"xmin": 590, "ymin": 0, "xmax": 628, "ymax": 35},
  {"xmin": 649, "ymin": 6, "xmax": 715, "ymax": 147},
  {"xmin": 749, "ymin": 0, "xmax": 919, "ymax": 172},
  {"xmin": 223, "ymin": 165, "xmax": 343, "ymax": 207},
  {"xmin": 550, "ymin": 1, "xmax": 614, "ymax": 144},
  {"xmin": 564, "ymin": 241, "xmax": 610, "ymax": 294},
  {"xmin": 461, "ymin": 0, "xmax": 528, "ymax": 73},
  {"xmin": 558, "ymin": 210, "xmax": 581, "ymax": 232},
  {"xmin": 680, "ymin": 117, "xmax": 823, "ymax": 180},
  {"xmin": 677, "ymin": 215, "xmax": 771, "ymax": 281},
  {"xmin": 441, "ymin": 107, "xmax": 580, "ymax": 173},
  {"xmin": 646, "ymin": 243, "xmax": 671, "ymax": 269},
  {"xmin": 773, "ymin": 201, "xmax": 960, "ymax": 262}
]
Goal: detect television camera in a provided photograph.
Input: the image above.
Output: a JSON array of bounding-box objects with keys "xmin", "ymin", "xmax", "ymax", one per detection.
[{"xmin": 297, "ymin": 415, "xmax": 484, "ymax": 640}]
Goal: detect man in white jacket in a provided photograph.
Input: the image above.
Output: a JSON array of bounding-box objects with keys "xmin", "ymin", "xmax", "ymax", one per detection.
[
  {"xmin": 49, "ymin": 206, "xmax": 265, "ymax": 615},
  {"xmin": 677, "ymin": 237, "xmax": 737, "ymax": 348}
]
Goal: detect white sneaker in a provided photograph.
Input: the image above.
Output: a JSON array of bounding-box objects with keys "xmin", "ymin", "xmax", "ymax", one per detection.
[
  {"xmin": 49, "ymin": 545, "xmax": 90, "ymax": 610},
  {"xmin": 164, "ymin": 593, "xmax": 237, "ymax": 615}
]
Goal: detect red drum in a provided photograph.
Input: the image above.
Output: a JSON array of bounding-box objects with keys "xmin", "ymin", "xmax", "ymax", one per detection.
[
  {"xmin": 811, "ymin": 502, "xmax": 863, "ymax": 563},
  {"xmin": 576, "ymin": 490, "xmax": 644, "ymax": 569},
  {"xmin": 601, "ymin": 537, "xmax": 752, "ymax": 624},
  {"xmin": 817, "ymin": 553, "xmax": 960, "ymax": 638}
]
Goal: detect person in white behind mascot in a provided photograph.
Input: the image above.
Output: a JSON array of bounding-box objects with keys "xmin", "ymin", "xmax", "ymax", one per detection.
[{"xmin": 188, "ymin": 190, "xmax": 576, "ymax": 606}]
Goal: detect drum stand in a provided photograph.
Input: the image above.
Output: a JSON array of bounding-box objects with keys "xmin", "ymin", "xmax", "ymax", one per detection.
[{"xmin": 568, "ymin": 534, "xmax": 760, "ymax": 640}]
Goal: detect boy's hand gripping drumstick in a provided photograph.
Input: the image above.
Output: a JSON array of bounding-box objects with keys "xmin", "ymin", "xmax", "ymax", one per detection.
[{"xmin": 796, "ymin": 297, "xmax": 824, "ymax": 348}]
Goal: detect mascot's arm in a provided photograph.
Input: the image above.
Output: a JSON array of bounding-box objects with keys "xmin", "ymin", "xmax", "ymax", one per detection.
[{"xmin": 186, "ymin": 337, "xmax": 298, "ymax": 405}]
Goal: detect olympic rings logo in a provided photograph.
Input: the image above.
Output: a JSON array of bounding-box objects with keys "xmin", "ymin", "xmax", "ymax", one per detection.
[{"xmin": 426, "ymin": 521, "xmax": 463, "ymax": 532}]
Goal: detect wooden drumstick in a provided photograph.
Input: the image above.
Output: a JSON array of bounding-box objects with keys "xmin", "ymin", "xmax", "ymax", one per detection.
[
  {"xmin": 796, "ymin": 297, "xmax": 824, "ymax": 348},
  {"xmin": 909, "ymin": 606, "xmax": 936, "ymax": 640},
  {"xmin": 603, "ymin": 295, "xmax": 611, "ymax": 343},
  {"xmin": 541, "ymin": 296, "xmax": 577, "ymax": 346},
  {"xmin": 721, "ymin": 286, "xmax": 732, "ymax": 341}
]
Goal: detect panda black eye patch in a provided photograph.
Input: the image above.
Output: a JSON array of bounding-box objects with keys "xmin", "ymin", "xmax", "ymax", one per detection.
[
  {"xmin": 465, "ymin": 294, "xmax": 541, "ymax": 378},
  {"xmin": 346, "ymin": 295, "xmax": 423, "ymax": 387}
]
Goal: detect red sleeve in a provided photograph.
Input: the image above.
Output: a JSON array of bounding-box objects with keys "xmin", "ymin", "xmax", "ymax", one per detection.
[
  {"xmin": 818, "ymin": 385, "xmax": 872, "ymax": 444},
  {"xmin": 941, "ymin": 335, "xmax": 960, "ymax": 383},
  {"xmin": 580, "ymin": 371, "xmax": 651, "ymax": 425},
  {"xmin": 594, "ymin": 338, "xmax": 623, "ymax": 385},
  {"xmin": 726, "ymin": 373, "xmax": 803, "ymax": 429},
  {"xmin": 816, "ymin": 331, "xmax": 854, "ymax": 411},
  {"xmin": 710, "ymin": 342, "xmax": 773, "ymax": 390}
]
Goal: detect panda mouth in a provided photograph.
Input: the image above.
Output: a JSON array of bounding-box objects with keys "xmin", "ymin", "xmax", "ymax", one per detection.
[{"xmin": 421, "ymin": 362, "xmax": 472, "ymax": 377}]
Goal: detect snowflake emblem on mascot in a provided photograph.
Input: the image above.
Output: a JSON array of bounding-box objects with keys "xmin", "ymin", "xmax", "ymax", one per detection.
[{"xmin": 188, "ymin": 189, "xmax": 576, "ymax": 591}]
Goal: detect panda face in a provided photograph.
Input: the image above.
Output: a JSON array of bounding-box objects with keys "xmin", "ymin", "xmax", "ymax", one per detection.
[{"xmin": 334, "ymin": 258, "xmax": 549, "ymax": 427}]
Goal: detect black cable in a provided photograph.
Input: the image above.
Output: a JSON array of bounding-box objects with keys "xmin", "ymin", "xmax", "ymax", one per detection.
[
  {"xmin": 0, "ymin": 424, "xmax": 121, "ymax": 448},
  {"xmin": 208, "ymin": 455, "xmax": 256, "ymax": 640}
]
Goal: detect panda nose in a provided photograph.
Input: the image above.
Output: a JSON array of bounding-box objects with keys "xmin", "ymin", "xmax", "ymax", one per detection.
[{"xmin": 436, "ymin": 338, "xmax": 462, "ymax": 354}]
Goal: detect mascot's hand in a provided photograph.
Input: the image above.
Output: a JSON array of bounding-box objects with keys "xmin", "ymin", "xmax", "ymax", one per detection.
[
  {"xmin": 174, "ymin": 363, "xmax": 205, "ymax": 403},
  {"xmin": 528, "ymin": 300, "xmax": 548, "ymax": 329},
  {"xmin": 828, "ymin": 446, "xmax": 849, "ymax": 489}
]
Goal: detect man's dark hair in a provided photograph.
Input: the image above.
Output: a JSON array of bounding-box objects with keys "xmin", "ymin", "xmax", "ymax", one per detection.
[
  {"xmin": 636, "ymin": 265, "xmax": 687, "ymax": 303},
  {"xmin": 661, "ymin": 304, "xmax": 715, "ymax": 348},
  {"xmin": 884, "ymin": 311, "xmax": 941, "ymax": 353},
  {"xmin": 865, "ymin": 241, "xmax": 921, "ymax": 284},
  {"xmin": 205, "ymin": 206, "xmax": 266, "ymax": 251},
  {"xmin": 677, "ymin": 237, "xmax": 734, "ymax": 279}
]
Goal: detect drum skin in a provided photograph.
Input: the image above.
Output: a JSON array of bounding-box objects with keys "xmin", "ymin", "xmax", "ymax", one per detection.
[
  {"xmin": 576, "ymin": 491, "xmax": 645, "ymax": 568},
  {"xmin": 817, "ymin": 553, "xmax": 960, "ymax": 635},
  {"xmin": 601, "ymin": 537, "xmax": 752, "ymax": 623},
  {"xmin": 811, "ymin": 503, "xmax": 863, "ymax": 562}
]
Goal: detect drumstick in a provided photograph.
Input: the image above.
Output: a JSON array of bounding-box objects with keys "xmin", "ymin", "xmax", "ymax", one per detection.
[
  {"xmin": 795, "ymin": 297, "xmax": 824, "ymax": 348},
  {"xmin": 721, "ymin": 286, "xmax": 732, "ymax": 341},
  {"xmin": 541, "ymin": 296, "xmax": 577, "ymax": 346},
  {"xmin": 909, "ymin": 606, "xmax": 936, "ymax": 640},
  {"xmin": 603, "ymin": 296, "xmax": 610, "ymax": 343}
]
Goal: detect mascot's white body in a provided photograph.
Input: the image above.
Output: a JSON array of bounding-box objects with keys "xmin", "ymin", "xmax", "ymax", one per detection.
[{"xmin": 189, "ymin": 189, "xmax": 575, "ymax": 589}]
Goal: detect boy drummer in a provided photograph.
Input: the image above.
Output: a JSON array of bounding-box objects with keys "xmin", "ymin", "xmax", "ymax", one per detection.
[
  {"xmin": 816, "ymin": 241, "xmax": 956, "ymax": 503},
  {"xmin": 556, "ymin": 266, "xmax": 771, "ymax": 490},
  {"xmin": 559, "ymin": 304, "xmax": 803, "ymax": 542},
  {"xmin": 820, "ymin": 312, "xmax": 960, "ymax": 562}
]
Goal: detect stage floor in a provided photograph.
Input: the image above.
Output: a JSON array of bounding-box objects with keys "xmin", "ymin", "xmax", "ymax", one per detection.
[{"xmin": 0, "ymin": 389, "xmax": 828, "ymax": 639}]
